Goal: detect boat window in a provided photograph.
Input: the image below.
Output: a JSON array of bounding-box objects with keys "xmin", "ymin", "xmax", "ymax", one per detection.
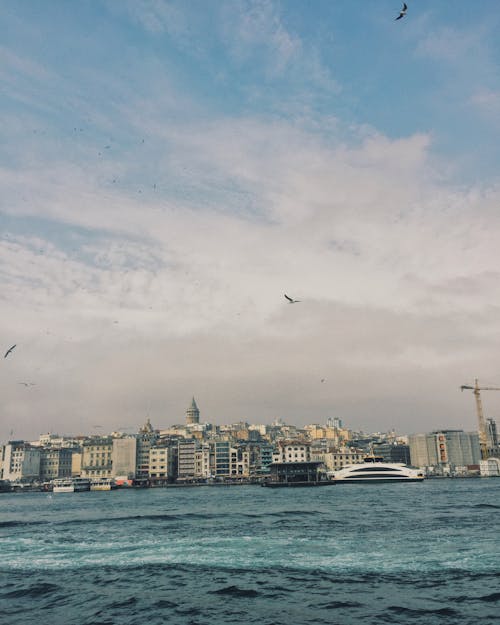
[
  {"xmin": 345, "ymin": 473, "xmax": 412, "ymax": 479},
  {"xmin": 351, "ymin": 466, "xmax": 403, "ymax": 472}
]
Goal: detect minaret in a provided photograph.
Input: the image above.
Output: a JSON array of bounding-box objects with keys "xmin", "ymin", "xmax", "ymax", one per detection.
[{"xmin": 186, "ymin": 397, "xmax": 200, "ymax": 425}]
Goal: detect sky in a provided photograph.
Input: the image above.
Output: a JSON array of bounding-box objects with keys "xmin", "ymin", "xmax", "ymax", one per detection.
[{"xmin": 2, "ymin": 0, "xmax": 500, "ymax": 441}]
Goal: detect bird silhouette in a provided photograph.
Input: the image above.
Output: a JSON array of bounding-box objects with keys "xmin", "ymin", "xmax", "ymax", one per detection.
[
  {"xmin": 4, "ymin": 344, "xmax": 16, "ymax": 358},
  {"xmin": 284, "ymin": 294, "xmax": 300, "ymax": 304},
  {"xmin": 395, "ymin": 3, "xmax": 407, "ymax": 20}
]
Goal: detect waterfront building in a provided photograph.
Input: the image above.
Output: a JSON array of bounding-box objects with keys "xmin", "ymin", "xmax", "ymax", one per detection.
[
  {"xmin": 81, "ymin": 437, "xmax": 113, "ymax": 478},
  {"xmin": 372, "ymin": 442, "xmax": 411, "ymax": 464},
  {"xmin": 259, "ymin": 442, "xmax": 275, "ymax": 473},
  {"xmin": 273, "ymin": 440, "xmax": 311, "ymax": 463},
  {"xmin": 408, "ymin": 430, "xmax": 481, "ymax": 474},
  {"xmin": 195, "ymin": 443, "xmax": 212, "ymax": 478},
  {"xmin": 136, "ymin": 419, "xmax": 158, "ymax": 479},
  {"xmin": 2, "ymin": 441, "xmax": 41, "ymax": 482},
  {"xmin": 39, "ymin": 448, "xmax": 73, "ymax": 481},
  {"xmin": 177, "ymin": 439, "xmax": 198, "ymax": 480},
  {"xmin": 111, "ymin": 436, "xmax": 137, "ymax": 479},
  {"xmin": 408, "ymin": 433, "xmax": 438, "ymax": 468},
  {"xmin": 229, "ymin": 445, "xmax": 250, "ymax": 478},
  {"xmin": 149, "ymin": 443, "xmax": 177, "ymax": 485},
  {"xmin": 186, "ymin": 397, "xmax": 200, "ymax": 425},
  {"xmin": 71, "ymin": 450, "xmax": 82, "ymax": 476},
  {"xmin": 241, "ymin": 442, "xmax": 272, "ymax": 476},
  {"xmin": 214, "ymin": 440, "xmax": 230, "ymax": 477},
  {"xmin": 480, "ymin": 457, "xmax": 500, "ymax": 477},
  {"xmin": 310, "ymin": 446, "xmax": 366, "ymax": 471}
]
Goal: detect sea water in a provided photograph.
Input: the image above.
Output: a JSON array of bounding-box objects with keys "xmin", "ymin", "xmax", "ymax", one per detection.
[{"xmin": 0, "ymin": 479, "xmax": 499, "ymax": 625}]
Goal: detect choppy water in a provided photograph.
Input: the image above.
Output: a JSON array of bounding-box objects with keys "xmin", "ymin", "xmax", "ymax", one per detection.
[{"xmin": 1, "ymin": 479, "xmax": 499, "ymax": 625}]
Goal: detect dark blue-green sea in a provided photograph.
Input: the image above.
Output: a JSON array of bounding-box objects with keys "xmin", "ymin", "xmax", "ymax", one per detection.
[{"xmin": 1, "ymin": 479, "xmax": 499, "ymax": 625}]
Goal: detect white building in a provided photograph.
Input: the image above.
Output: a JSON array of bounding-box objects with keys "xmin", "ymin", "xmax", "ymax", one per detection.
[
  {"xmin": 480, "ymin": 457, "xmax": 500, "ymax": 477},
  {"xmin": 2, "ymin": 441, "xmax": 41, "ymax": 482},
  {"xmin": 273, "ymin": 441, "xmax": 311, "ymax": 463}
]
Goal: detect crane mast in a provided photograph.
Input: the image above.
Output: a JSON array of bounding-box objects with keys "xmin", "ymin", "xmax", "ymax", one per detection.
[{"xmin": 460, "ymin": 378, "xmax": 500, "ymax": 460}]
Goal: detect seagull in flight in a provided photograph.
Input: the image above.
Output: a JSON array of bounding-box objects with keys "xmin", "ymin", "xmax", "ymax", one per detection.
[
  {"xmin": 18, "ymin": 382, "xmax": 35, "ymax": 387},
  {"xmin": 4, "ymin": 344, "xmax": 16, "ymax": 358},
  {"xmin": 284, "ymin": 294, "xmax": 301, "ymax": 304},
  {"xmin": 395, "ymin": 3, "xmax": 408, "ymax": 20}
]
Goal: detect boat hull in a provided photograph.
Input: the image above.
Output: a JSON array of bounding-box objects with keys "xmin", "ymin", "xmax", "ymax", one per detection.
[
  {"xmin": 53, "ymin": 485, "xmax": 75, "ymax": 493},
  {"xmin": 331, "ymin": 459, "xmax": 425, "ymax": 484},
  {"xmin": 334, "ymin": 477, "xmax": 424, "ymax": 484}
]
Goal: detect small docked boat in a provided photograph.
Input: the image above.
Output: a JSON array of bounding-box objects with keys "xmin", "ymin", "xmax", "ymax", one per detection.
[
  {"xmin": 90, "ymin": 477, "xmax": 117, "ymax": 491},
  {"xmin": 52, "ymin": 477, "xmax": 91, "ymax": 493},
  {"xmin": 52, "ymin": 478, "xmax": 75, "ymax": 493},
  {"xmin": 331, "ymin": 457, "xmax": 424, "ymax": 483}
]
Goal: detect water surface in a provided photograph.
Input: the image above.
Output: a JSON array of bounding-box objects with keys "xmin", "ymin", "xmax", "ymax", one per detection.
[{"xmin": 1, "ymin": 479, "xmax": 499, "ymax": 624}]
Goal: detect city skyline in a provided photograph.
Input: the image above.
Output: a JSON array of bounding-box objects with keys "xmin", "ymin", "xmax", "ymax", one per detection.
[
  {"xmin": 0, "ymin": 394, "xmax": 493, "ymax": 445},
  {"xmin": 2, "ymin": 1, "xmax": 500, "ymax": 441}
]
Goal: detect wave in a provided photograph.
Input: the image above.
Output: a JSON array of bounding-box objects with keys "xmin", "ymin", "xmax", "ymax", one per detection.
[
  {"xmin": 2, "ymin": 509, "xmax": 325, "ymax": 530},
  {"xmin": 472, "ymin": 503, "xmax": 500, "ymax": 510},
  {"xmin": 388, "ymin": 605, "xmax": 459, "ymax": 617},
  {"xmin": 317, "ymin": 600, "xmax": 362, "ymax": 609},
  {"xmin": 3, "ymin": 582, "xmax": 59, "ymax": 599},
  {"xmin": 210, "ymin": 585, "xmax": 260, "ymax": 598},
  {"xmin": 452, "ymin": 591, "xmax": 500, "ymax": 603},
  {"xmin": 0, "ymin": 520, "xmax": 45, "ymax": 528}
]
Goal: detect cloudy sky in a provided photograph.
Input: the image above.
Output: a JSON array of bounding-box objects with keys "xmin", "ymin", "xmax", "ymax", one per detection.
[{"xmin": 2, "ymin": 0, "xmax": 500, "ymax": 441}]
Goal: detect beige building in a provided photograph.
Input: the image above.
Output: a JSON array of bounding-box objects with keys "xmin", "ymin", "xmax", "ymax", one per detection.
[
  {"xmin": 310, "ymin": 447, "xmax": 366, "ymax": 471},
  {"xmin": 230, "ymin": 446, "xmax": 250, "ymax": 478},
  {"xmin": 81, "ymin": 437, "xmax": 113, "ymax": 478},
  {"xmin": 72, "ymin": 451, "xmax": 82, "ymax": 476},
  {"xmin": 149, "ymin": 445, "xmax": 176, "ymax": 484}
]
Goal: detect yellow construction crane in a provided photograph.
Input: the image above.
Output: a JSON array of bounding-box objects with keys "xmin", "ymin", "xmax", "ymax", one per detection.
[{"xmin": 460, "ymin": 378, "xmax": 500, "ymax": 459}]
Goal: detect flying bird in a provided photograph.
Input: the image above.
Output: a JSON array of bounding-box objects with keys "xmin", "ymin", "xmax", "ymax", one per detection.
[
  {"xmin": 395, "ymin": 3, "xmax": 408, "ymax": 20},
  {"xmin": 4, "ymin": 344, "xmax": 16, "ymax": 358},
  {"xmin": 284, "ymin": 294, "xmax": 300, "ymax": 304},
  {"xmin": 17, "ymin": 382, "xmax": 35, "ymax": 387}
]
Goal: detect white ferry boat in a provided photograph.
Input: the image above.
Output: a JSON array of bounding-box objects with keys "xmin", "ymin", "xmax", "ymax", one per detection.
[
  {"xmin": 90, "ymin": 477, "xmax": 117, "ymax": 491},
  {"xmin": 52, "ymin": 477, "xmax": 91, "ymax": 493},
  {"xmin": 331, "ymin": 457, "xmax": 424, "ymax": 483}
]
